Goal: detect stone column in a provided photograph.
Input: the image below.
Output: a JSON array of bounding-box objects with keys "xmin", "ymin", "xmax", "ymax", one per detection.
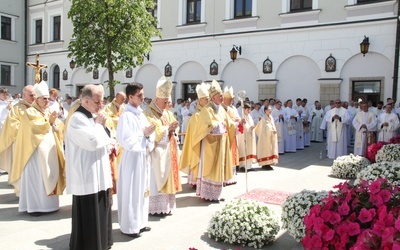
[
  {"xmin": 257, "ymin": 79, "xmax": 278, "ymax": 101},
  {"xmin": 318, "ymin": 78, "xmax": 342, "ymax": 107}
]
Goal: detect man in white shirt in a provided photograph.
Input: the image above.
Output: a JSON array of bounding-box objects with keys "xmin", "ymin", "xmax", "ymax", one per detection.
[
  {"xmin": 377, "ymin": 104, "xmax": 399, "ymax": 142},
  {"xmin": 117, "ymin": 82, "xmax": 155, "ymax": 238},
  {"xmin": 352, "ymin": 101, "xmax": 377, "ymax": 156},
  {"xmin": 283, "ymin": 99, "xmax": 298, "ymax": 153},
  {"xmin": 65, "ymin": 84, "xmax": 114, "ymax": 250},
  {"xmin": 250, "ymin": 103, "xmax": 262, "ymax": 126},
  {"xmin": 322, "ymin": 99, "xmax": 350, "ymax": 159}
]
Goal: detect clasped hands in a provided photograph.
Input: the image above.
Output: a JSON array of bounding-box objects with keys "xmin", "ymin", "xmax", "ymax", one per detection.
[
  {"xmin": 168, "ymin": 121, "xmax": 179, "ymax": 132},
  {"xmin": 143, "ymin": 124, "xmax": 156, "ymax": 137}
]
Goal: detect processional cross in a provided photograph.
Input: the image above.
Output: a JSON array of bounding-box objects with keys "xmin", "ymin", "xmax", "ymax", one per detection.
[{"xmin": 26, "ymin": 54, "xmax": 47, "ymax": 84}]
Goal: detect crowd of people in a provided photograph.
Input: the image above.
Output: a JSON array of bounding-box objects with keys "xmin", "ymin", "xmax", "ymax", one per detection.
[{"xmin": 0, "ymin": 79, "xmax": 399, "ymax": 249}]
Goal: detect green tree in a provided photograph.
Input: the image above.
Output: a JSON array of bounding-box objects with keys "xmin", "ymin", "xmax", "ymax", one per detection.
[{"xmin": 68, "ymin": 0, "xmax": 160, "ymax": 99}]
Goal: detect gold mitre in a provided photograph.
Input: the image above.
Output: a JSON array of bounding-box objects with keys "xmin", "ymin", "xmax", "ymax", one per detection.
[
  {"xmin": 223, "ymin": 86, "xmax": 234, "ymax": 98},
  {"xmin": 196, "ymin": 83, "xmax": 210, "ymax": 99},
  {"xmin": 34, "ymin": 81, "xmax": 49, "ymax": 98},
  {"xmin": 209, "ymin": 80, "xmax": 222, "ymax": 97},
  {"xmin": 156, "ymin": 76, "xmax": 173, "ymax": 98}
]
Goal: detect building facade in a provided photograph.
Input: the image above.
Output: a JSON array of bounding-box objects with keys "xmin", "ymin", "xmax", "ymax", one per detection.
[
  {"xmin": 0, "ymin": 0, "xmax": 25, "ymax": 95},
  {"xmin": 22, "ymin": 0, "xmax": 400, "ymax": 105}
]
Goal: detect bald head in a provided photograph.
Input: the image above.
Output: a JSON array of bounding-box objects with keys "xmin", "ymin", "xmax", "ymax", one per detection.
[
  {"xmin": 115, "ymin": 91, "xmax": 126, "ymax": 105},
  {"xmin": 22, "ymin": 85, "xmax": 35, "ymax": 104}
]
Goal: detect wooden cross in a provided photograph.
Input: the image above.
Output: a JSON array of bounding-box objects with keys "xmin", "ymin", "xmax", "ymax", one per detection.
[{"xmin": 26, "ymin": 54, "xmax": 47, "ymax": 84}]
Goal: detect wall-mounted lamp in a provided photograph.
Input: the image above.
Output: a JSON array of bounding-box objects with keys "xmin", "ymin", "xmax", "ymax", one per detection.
[
  {"xmin": 69, "ymin": 59, "xmax": 76, "ymax": 70},
  {"xmin": 230, "ymin": 45, "xmax": 242, "ymax": 62},
  {"xmin": 360, "ymin": 36, "xmax": 370, "ymax": 57}
]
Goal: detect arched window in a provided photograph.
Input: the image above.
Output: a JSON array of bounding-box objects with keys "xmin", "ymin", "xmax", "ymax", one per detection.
[{"xmin": 53, "ymin": 65, "xmax": 60, "ymax": 89}]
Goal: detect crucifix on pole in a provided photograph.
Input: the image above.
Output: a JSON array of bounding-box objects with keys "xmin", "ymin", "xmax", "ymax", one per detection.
[{"xmin": 26, "ymin": 54, "xmax": 47, "ymax": 84}]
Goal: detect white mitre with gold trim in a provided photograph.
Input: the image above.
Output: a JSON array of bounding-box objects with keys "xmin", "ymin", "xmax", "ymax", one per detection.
[
  {"xmin": 34, "ymin": 81, "xmax": 49, "ymax": 98},
  {"xmin": 156, "ymin": 76, "xmax": 173, "ymax": 98},
  {"xmin": 223, "ymin": 86, "xmax": 234, "ymax": 98},
  {"xmin": 208, "ymin": 80, "xmax": 222, "ymax": 98},
  {"xmin": 196, "ymin": 83, "xmax": 210, "ymax": 99}
]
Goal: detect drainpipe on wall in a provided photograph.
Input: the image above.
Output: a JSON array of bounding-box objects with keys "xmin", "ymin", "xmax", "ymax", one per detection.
[{"xmin": 393, "ymin": 1, "xmax": 400, "ymax": 100}]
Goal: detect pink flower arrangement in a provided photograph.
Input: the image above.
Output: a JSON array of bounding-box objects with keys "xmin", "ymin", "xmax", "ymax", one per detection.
[
  {"xmin": 302, "ymin": 178, "xmax": 400, "ymax": 249},
  {"xmin": 366, "ymin": 141, "xmax": 388, "ymax": 163}
]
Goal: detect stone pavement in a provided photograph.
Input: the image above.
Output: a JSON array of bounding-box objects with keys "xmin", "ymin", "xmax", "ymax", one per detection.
[{"xmin": 0, "ymin": 141, "xmax": 348, "ymax": 250}]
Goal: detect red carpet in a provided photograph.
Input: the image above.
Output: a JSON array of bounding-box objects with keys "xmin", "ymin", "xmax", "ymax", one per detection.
[{"xmin": 235, "ymin": 188, "xmax": 293, "ymax": 205}]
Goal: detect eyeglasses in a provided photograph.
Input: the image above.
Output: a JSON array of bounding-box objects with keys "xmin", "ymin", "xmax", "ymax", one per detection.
[
  {"xmin": 40, "ymin": 97, "xmax": 50, "ymax": 101},
  {"xmin": 335, "ymin": 102, "xmax": 341, "ymax": 104}
]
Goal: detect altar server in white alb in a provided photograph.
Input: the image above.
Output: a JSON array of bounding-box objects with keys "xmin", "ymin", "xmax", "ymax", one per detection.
[
  {"xmin": 322, "ymin": 99, "xmax": 350, "ymax": 159},
  {"xmin": 65, "ymin": 84, "xmax": 113, "ymax": 250},
  {"xmin": 352, "ymin": 101, "xmax": 377, "ymax": 156},
  {"xmin": 283, "ymin": 99, "xmax": 298, "ymax": 153},
  {"xmin": 117, "ymin": 82, "xmax": 155, "ymax": 238},
  {"xmin": 377, "ymin": 104, "xmax": 399, "ymax": 142}
]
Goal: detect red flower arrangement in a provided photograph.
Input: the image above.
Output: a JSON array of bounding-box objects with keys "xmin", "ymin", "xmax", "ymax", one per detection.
[
  {"xmin": 302, "ymin": 178, "xmax": 400, "ymax": 249},
  {"xmin": 366, "ymin": 141, "xmax": 388, "ymax": 163},
  {"xmin": 389, "ymin": 135, "xmax": 400, "ymax": 144}
]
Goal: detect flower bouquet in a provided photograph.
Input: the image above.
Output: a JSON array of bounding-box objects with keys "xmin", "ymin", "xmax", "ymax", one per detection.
[
  {"xmin": 331, "ymin": 154, "xmax": 370, "ymax": 179},
  {"xmin": 302, "ymin": 178, "xmax": 400, "ymax": 249},
  {"xmin": 207, "ymin": 199, "xmax": 279, "ymax": 249},
  {"xmin": 281, "ymin": 190, "xmax": 328, "ymax": 241},
  {"xmin": 366, "ymin": 141, "xmax": 388, "ymax": 163},
  {"xmin": 375, "ymin": 144, "xmax": 400, "ymax": 163},
  {"xmin": 355, "ymin": 161, "xmax": 400, "ymax": 186}
]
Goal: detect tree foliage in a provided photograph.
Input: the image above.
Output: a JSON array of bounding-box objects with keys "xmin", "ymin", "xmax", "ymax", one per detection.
[{"xmin": 68, "ymin": 0, "xmax": 160, "ymax": 98}]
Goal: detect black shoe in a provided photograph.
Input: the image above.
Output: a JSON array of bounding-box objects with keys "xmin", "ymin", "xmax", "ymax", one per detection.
[
  {"xmin": 262, "ymin": 165, "xmax": 274, "ymax": 171},
  {"xmin": 149, "ymin": 213, "xmax": 166, "ymax": 217},
  {"xmin": 140, "ymin": 227, "xmax": 151, "ymax": 233},
  {"xmin": 121, "ymin": 232, "xmax": 141, "ymax": 238}
]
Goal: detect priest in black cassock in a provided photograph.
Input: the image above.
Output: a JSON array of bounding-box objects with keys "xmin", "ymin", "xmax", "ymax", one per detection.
[{"xmin": 65, "ymin": 84, "xmax": 114, "ymax": 250}]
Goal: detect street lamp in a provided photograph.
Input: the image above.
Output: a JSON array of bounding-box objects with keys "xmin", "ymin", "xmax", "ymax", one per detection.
[
  {"xmin": 69, "ymin": 59, "xmax": 76, "ymax": 70},
  {"xmin": 360, "ymin": 36, "xmax": 370, "ymax": 57},
  {"xmin": 230, "ymin": 45, "xmax": 242, "ymax": 62}
]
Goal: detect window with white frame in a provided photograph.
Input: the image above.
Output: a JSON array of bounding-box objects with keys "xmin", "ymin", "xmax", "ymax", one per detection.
[
  {"xmin": 290, "ymin": 0, "xmax": 312, "ymax": 12},
  {"xmin": 35, "ymin": 19, "xmax": 42, "ymax": 44},
  {"xmin": 1, "ymin": 65, "xmax": 11, "ymax": 86},
  {"xmin": 1, "ymin": 16, "xmax": 12, "ymax": 40},
  {"xmin": 234, "ymin": 0, "xmax": 252, "ymax": 18},
  {"xmin": 187, "ymin": 0, "xmax": 201, "ymax": 23},
  {"xmin": 53, "ymin": 65, "xmax": 60, "ymax": 89},
  {"xmin": 52, "ymin": 15, "xmax": 61, "ymax": 41},
  {"xmin": 148, "ymin": 0, "xmax": 157, "ymax": 18}
]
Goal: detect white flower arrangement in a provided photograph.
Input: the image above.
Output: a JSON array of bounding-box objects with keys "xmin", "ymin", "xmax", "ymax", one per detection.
[
  {"xmin": 355, "ymin": 161, "xmax": 400, "ymax": 186},
  {"xmin": 207, "ymin": 199, "xmax": 280, "ymax": 249},
  {"xmin": 281, "ymin": 189, "xmax": 328, "ymax": 242},
  {"xmin": 331, "ymin": 154, "xmax": 370, "ymax": 179},
  {"xmin": 375, "ymin": 144, "xmax": 400, "ymax": 163}
]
